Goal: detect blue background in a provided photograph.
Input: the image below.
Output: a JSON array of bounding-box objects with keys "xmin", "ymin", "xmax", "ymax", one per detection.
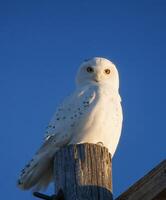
[{"xmin": 0, "ymin": 0, "xmax": 166, "ymax": 199}]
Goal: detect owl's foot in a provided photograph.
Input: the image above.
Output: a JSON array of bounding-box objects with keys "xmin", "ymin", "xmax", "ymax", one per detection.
[
  {"xmin": 97, "ymin": 142, "xmax": 104, "ymax": 146},
  {"xmin": 33, "ymin": 189, "xmax": 64, "ymax": 200}
]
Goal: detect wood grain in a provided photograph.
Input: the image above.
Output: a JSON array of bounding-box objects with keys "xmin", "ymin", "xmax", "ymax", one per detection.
[{"xmin": 53, "ymin": 143, "xmax": 113, "ymax": 200}]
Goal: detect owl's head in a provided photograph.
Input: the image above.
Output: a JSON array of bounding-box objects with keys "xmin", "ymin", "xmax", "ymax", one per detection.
[{"xmin": 76, "ymin": 57, "xmax": 120, "ymax": 90}]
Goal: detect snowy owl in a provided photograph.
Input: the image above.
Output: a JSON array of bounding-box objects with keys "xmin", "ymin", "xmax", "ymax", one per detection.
[{"xmin": 17, "ymin": 57, "xmax": 123, "ymax": 191}]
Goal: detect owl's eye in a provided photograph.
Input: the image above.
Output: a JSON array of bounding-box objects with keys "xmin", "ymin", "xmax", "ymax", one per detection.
[
  {"xmin": 87, "ymin": 66, "xmax": 94, "ymax": 73},
  {"xmin": 104, "ymin": 69, "xmax": 111, "ymax": 74}
]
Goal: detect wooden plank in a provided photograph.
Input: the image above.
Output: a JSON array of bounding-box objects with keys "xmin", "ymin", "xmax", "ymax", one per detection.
[
  {"xmin": 116, "ymin": 160, "xmax": 166, "ymax": 200},
  {"xmin": 53, "ymin": 143, "xmax": 113, "ymax": 200},
  {"xmin": 152, "ymin": 188, "xmax": 166, "ymax": 200}
]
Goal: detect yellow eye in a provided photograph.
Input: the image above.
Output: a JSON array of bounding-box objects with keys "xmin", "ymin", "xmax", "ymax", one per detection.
[
  {"xmin": 87, "ymin": 66, "xmax": 94, "ymax": 73},
  {"xmin": 104, "ymin": 69, "xmax": 111, "ymax": 74}
]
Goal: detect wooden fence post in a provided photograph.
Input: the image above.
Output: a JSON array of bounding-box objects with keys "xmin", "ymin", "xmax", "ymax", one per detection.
[{"xmin": 53, "ymin": 143, "xmax": 113, "ymax": 200}]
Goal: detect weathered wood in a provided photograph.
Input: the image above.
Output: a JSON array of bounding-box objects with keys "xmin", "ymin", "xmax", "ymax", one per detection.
[
  {"xmin": 116, "ymin": 160, "xmax": 166, "ymax": 200},
  {"xmin": 53, "ymin": 143, "xmax": 113, "ymax": 200}
]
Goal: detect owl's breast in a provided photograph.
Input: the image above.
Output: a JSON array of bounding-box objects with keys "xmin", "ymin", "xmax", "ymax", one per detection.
[{"xmin": 70, "ymin": 91, "xmax": 123, "ymax": 156}]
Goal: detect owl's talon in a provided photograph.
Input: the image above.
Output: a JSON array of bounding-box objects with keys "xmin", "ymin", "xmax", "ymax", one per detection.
[{"xmin": 97, "ymin": 142, "xmax": 104, "ymax": 146}]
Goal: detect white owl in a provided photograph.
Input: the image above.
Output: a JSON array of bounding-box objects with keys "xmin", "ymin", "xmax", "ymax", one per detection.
[{"xmin": 17, "ymin": 57, "xmax": 123, "ymax": 191}]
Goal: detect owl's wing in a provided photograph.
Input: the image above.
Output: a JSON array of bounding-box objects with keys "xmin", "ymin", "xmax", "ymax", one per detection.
[
  {"xmin": 18, "ymin": 86, "xmax": 97, "ymax": 191},
  {"xmin": 44, "ymin": 86, "xmax": 96, "ymax": 143}
]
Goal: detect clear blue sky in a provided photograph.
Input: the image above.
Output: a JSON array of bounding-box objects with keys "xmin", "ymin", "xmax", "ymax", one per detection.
[{"xmin": 0, "ymin": 0, "xmax": 166, "ymax": 199}]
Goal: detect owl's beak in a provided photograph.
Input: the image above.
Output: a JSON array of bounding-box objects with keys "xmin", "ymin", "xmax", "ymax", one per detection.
[{"xmin": 94, "ymin": 75, "xmax": 101, "ymax": 82}]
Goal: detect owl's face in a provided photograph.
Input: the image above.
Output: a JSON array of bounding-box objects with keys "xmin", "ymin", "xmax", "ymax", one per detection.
[{"xmin": 76, "ymin": 57, "xmax": 119, "ymax": 90}]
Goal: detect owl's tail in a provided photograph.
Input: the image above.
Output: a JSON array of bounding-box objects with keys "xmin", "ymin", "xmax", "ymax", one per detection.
[{"xmin": 17, "ymin": 146, "xmax": 56, "ymax": 191}]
